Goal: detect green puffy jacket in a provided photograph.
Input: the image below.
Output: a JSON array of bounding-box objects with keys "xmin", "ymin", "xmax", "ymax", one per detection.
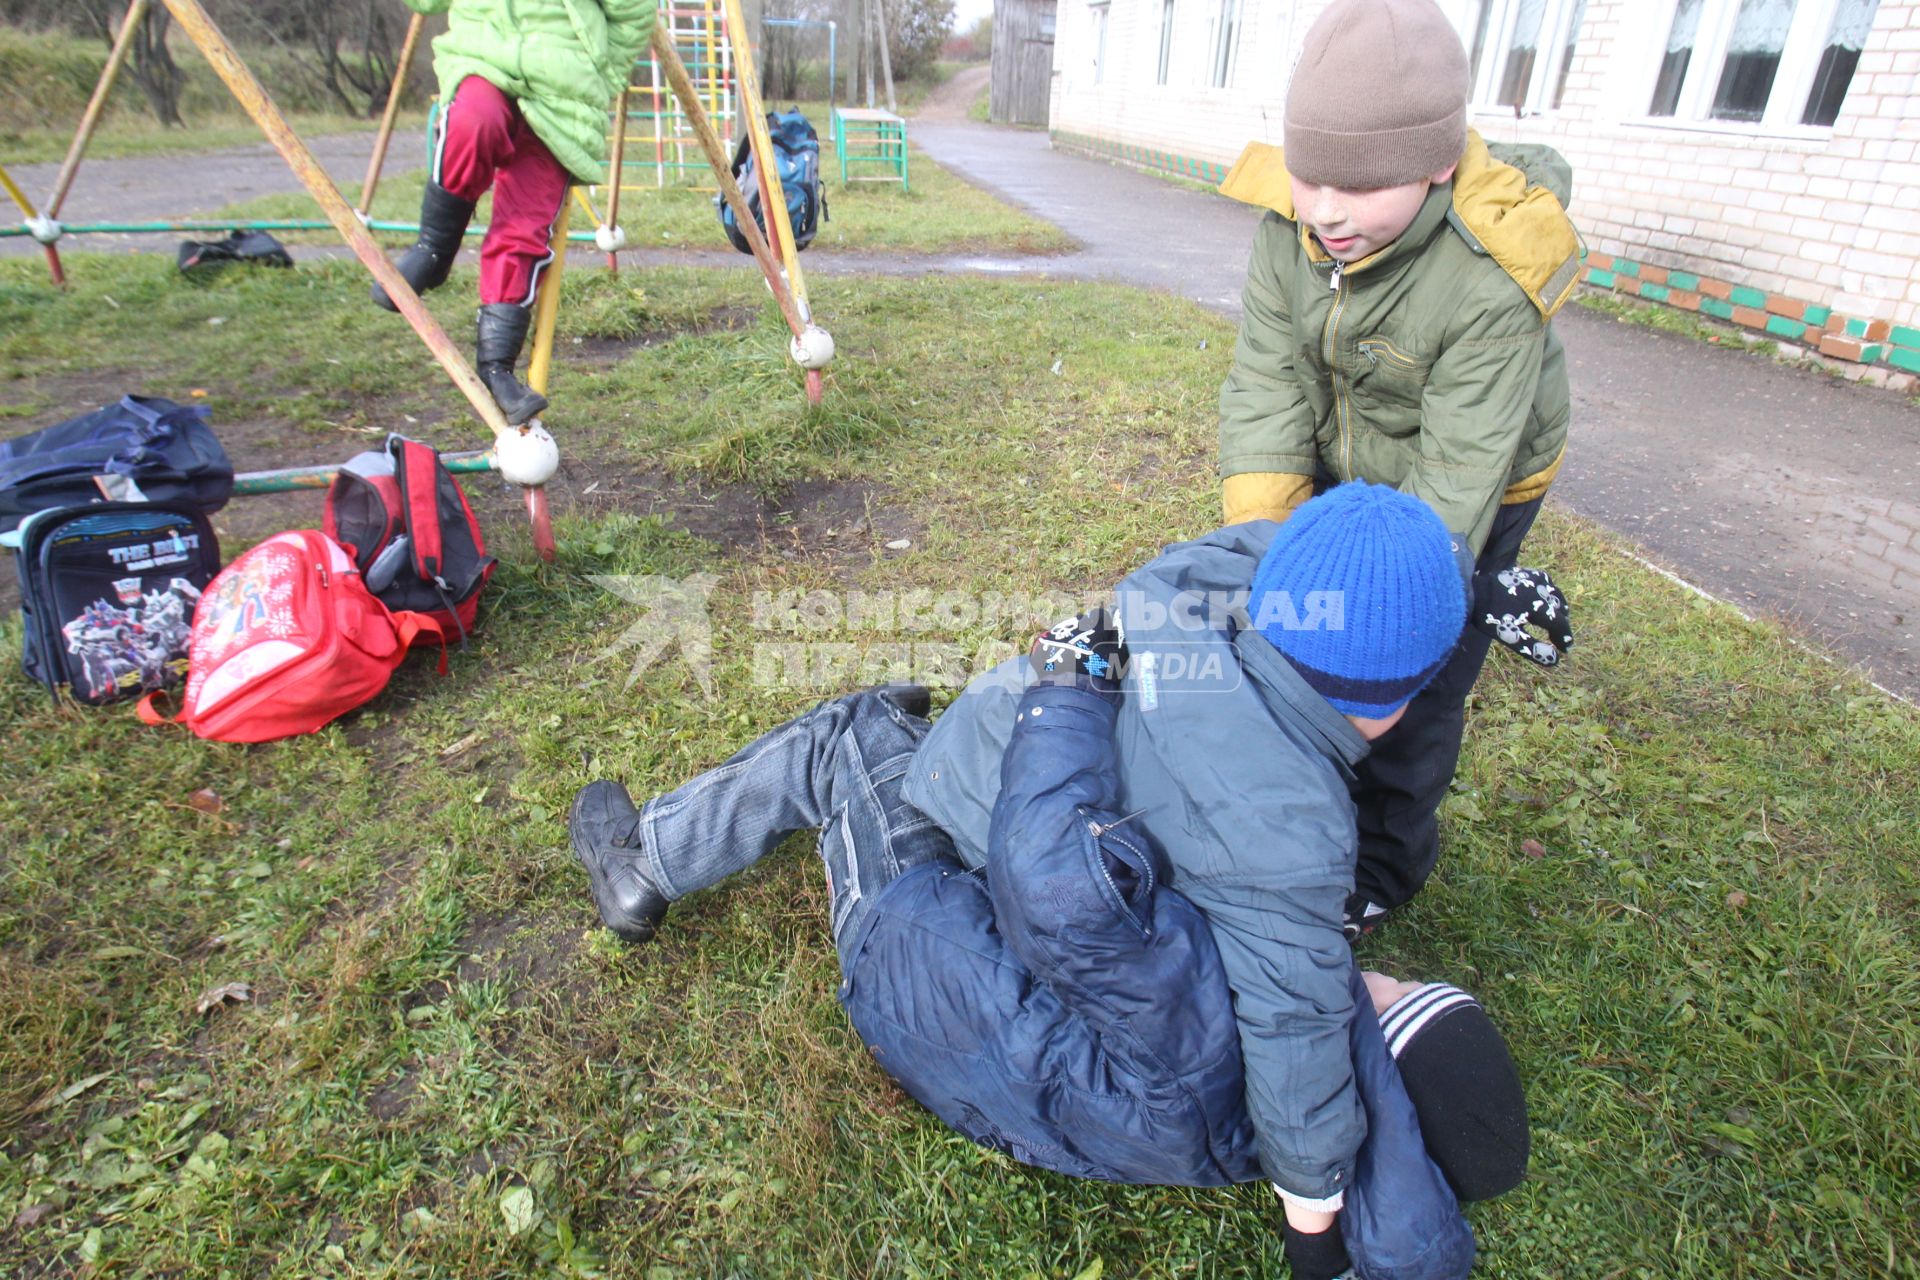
[
  {"xmin": 1216, "ymin": 133, "xmax": 1582, "ymax": 554},
  {"xmin": 405, "ymin": 0, "xmax": 655, "ymax": 185}
]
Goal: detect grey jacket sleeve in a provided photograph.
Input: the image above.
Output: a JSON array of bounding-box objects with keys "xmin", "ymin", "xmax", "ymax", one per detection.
[{"xmin": 1180, "ymin": 854, "xmax": 1362, "ymax": 1201}]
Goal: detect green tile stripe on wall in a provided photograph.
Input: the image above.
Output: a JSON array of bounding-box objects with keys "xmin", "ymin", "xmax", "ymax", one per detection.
[
  {"xmin": 1700, "ymin": 298, "xmax": 1736, "ymax": 320},
  {"xmin": 1892, "ymin": 325, "xmax": 1920, "ymax": 349},
  {"xmin": 1889, "ymin": 347, "xmax": 1920, "ymax": 374},
  {"xmin": 1803, "ymin": 305, "xmax": 1832, "ymax": 326},
  {"xmin": 1638, "ymin": 281, "xmax": 1671, "ymax": 302},
  {"xmin": 1845, "ymin": 318, "xmax": 1872, "ymax": 337},
  {"xmin": 1765, "ymin": 315, "xmax": 1808, "ymax": 341},
  {"xmin": 1586, "ymin": 268, "xmax": 1616, "ymax": 287},
  {"xmin": 1614, "ymin": 259, "xmax": 1641, "ymax": 277},
  {"xmin": 1728, "ymin": 285, "xmax": 1768, "ymax": 308},
  {"xmin": 1667, "ymin": 271, "xmax": 1701, "ymax": 291}
]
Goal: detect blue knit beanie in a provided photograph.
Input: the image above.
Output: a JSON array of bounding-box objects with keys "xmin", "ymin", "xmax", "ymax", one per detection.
[{"xmin": 1248, "ymin": 482, "xmax": 1466, "ymax": 718}]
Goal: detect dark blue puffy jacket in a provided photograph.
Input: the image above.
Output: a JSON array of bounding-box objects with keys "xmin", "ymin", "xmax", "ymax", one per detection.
[{"xmin": 837, "ymin": 681, "xmax": 1476, "ymax": 1278}]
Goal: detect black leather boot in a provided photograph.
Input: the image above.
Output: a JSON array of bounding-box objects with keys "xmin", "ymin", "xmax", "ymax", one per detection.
[
  {"xmin": 475, "ymin": 302, "xmax": 550, "ymax": 425},
  {"xmin": 570, "ymin": 781, "xmax": 670, "ymax": 943},
  {"xmin": 371, "ymin": 180, "xmax": 475, "ymax": 312}
]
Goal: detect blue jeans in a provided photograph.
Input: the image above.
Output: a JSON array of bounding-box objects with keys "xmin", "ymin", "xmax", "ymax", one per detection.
[{"xmin": 631, "ymin": 690, "xmax": 954, "ymax": 967}]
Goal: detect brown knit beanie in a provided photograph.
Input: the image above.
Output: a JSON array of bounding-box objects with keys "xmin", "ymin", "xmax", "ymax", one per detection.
[{"xmin": 1284, "ymin": 0, "xmax": 1469, "ymax": 189}]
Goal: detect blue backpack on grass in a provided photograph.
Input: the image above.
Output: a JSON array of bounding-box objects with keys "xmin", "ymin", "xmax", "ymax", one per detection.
[{"xmin": 717, "ymin": 108, "xmax": 827, "ymax": 255}]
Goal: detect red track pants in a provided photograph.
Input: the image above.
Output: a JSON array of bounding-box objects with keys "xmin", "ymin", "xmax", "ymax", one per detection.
[{"xmin": 433, "ymin": 76, "xmax": 571, "ymax": 307}]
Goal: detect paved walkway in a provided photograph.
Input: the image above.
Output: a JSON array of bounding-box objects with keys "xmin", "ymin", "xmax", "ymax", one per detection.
[{"xmin": 5, "ymin": 119, "xmax": 1917, "ymax": 699}]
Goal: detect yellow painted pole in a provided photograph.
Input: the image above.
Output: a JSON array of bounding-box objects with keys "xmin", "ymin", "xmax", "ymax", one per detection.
[
  {"xmin": 357, "ymin": 11, "xmax": 425, "ymax": 215},
  {"xmin": 526, "ymin": 197, "xmax": 572, "ymax": 397},
  {"xmin": 159, "ymin": 0, "xmax": 515, "ymax": 446},
  {"xmin": 46, "ymin": 0, "xmax": 149, "ymax": 219},
  {"xmin": 1, "ymin": 161, "xmax": 67, "ymax": 284},
  {"xmin": 570, "ymin": 186, "xmax": 600, "ymax": 225},
  {"xmin": 650, "ymin": 23, "xmax": 807, "ymax": 338},
  {"xmin": 720, "ymin": 0, "xmax": 809, "ymax": 301}
]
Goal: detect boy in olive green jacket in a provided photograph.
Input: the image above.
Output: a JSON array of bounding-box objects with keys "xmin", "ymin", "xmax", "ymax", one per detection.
[{"xmin": 1215, "ymin": 0, "xmax": 1577, "ymax": 933}]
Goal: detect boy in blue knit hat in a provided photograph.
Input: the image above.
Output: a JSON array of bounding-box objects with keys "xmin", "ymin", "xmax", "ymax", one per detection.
[{"xmin": 573, "ymin": 484, "xmax": 1519, "ymax": 1278}]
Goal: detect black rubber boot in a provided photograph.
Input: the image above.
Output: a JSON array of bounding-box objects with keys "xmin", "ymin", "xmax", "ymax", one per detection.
[
  {"xmin": 371, "ymin": 180, "xmax": 475, "ymax": 312},
  {"xmin": 570, "ymin": 781, "xmax": 670, "ymax": 943},
  {"xmin": 475, "ymin": 303, "xmax": 550, "ymax": 425}
]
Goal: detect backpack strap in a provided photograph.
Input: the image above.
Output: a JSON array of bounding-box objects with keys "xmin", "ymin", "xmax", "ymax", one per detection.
[
  {"xmin": 392, "ymin": 438, "xmax": 446, "ymax": 586},
  {"xmin": 391, "ymin": 437, "xmax": 470, "ymax": 648},
  {"xmin": 136, "ymin": 689, "xmax": 185, "ymax": 725},
  {"xmin": 393, "ymin": 610, "xmax": 450, "ymax": 675}
]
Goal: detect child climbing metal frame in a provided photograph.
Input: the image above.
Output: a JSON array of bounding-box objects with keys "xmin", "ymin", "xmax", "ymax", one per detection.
[{"xmin": 8, "ymin": 0, "xmax": 836, "ymax": 557}]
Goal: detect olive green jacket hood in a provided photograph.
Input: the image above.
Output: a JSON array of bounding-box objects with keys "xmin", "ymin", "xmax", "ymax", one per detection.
[
  {"xmin": 1215, "ymin": 132, "xmax": 1578, "ymax": 553},
  {"xmin": 406, "ymin": 0, "xmax": 655, "ymax": 185}
]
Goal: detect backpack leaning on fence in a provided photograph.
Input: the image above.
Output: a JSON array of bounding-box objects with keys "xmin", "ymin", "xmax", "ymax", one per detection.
[
  {"xmin": 5, "ymin": 500, "xmax": 221, "ymax": 706},
  {"xmin": 323, "ymin": 434, "xmax": 495, "ymax": 644},
  {"xmin": 137, "ymin": 529, "xmax": 447, "ymax": 744},
  {"xmin": 717, "ymin": 108, "xmax": 828, "ymax": 255}
]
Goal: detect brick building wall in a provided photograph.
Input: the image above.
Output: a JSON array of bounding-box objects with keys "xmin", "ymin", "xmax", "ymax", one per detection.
[{"xmin": 1048, "ymin": 0, "xmax": 1920, "ymax": 341}]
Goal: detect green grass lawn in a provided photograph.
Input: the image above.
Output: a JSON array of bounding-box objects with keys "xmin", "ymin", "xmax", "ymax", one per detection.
[
  {"xmin": 1, "ymin": 254, "xmax": 1917, "ymax": 1278},
  {"xmin": 205, "ymin": 101, "xmax": 1071, "ymax": 258}
]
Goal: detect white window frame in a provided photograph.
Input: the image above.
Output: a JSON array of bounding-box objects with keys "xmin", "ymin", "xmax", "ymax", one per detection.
[
  {"xmin": 1464, "ymin": 0, "xmax": 1589, "ymax": 115},
  {"xmin": 1207, "ymin": 0, "xmax": 1241, "ymax": 89},
  {"xmin": 1630, "ymin": 0, "xmax": 1865, "ymax": 135},
  {"xmin": 1090, "ymin": 0, "xmax": 1110, "ymax": 86},
  {"xmin": 1156, "ymin": 0, "xmax": 1176, "ymax": 86}
]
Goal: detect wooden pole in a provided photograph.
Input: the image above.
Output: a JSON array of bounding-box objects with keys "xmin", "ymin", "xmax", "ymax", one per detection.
[
  {"xmin": 160, "ymin": 0, "xmax": 515, "ymax": 446},
  {"xmin": 45, "ymin": 0, "xmax": 150, "ymax": 220},
  {"xmin": 357, "ymin": 11, "xmax": 425, "ymax": 216},
  {"xmin": 649, "ymin": 22, "xmax": 808, "ymax": 338},
  {"xmin": 720, "ymin": 0, "xmax": 810, "ymax": 302},
  {"xmin": 526, "ymin": 198, "xmax": 571, "ymax": 398}
]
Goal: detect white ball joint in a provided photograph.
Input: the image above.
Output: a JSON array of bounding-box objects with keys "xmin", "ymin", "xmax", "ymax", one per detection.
[
  {"xmin": 594, "ymin": 223, "xmax": 629, "ymax": 253},
  {"xmin": 494, "ymin": 422, "xmax": 560, "ymax": 487},
  {"xmin": 789, "ymin": 324, "xmax": 835, "ymax": 370},
  {"xmin": 25, "ymin": 214, "xmax": 62, "ymax": 245}
]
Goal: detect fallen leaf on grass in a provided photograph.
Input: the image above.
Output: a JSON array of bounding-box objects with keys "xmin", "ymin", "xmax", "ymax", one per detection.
[
  {"xmin": 499, "ymin": 1184, "xmax": 540, "ymax": 1237},
  {"xmin": 194, "ymin": 982, "xmax": 252, "ymax": 1015},
  {"xmin": 27, "ymin": 1071, "xmax": 112, "ymax": 1114},
  {"xmin": 13, "ymin": 1204, "xmax": 52, "ymax": 1229},
  {"xmin": 440, "ymin": 731, "xmax": 485, "ymax": 760},
  {"xmin": 1726, "ymin": 890, "xmax": 1749, "ymax": 909},
  {"xmin": 1521, "ymin": 839, "xmax": 1548, "ymax": 860},
  {"xmin": 186, "ymin": 788, "xmax": 223, "ymax": 814}
]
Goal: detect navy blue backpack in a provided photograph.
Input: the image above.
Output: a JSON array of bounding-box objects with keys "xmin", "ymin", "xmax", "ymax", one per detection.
[
  {"xmin": 0, "ymin": 396, "xmax": 233, "ymax": 534},
  {"xmin": 717, "ymin": 109, "xmax": 827, "ymax": 255}
]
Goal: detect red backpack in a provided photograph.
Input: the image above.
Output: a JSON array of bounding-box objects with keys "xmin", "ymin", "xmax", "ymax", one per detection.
[
  {"xmin": 137, "ymin": 529, "xmax": 444, "ymax": 743},
  {"xmin": 323, "ymin": 435, "xmax": 494, "ymax": 642}
]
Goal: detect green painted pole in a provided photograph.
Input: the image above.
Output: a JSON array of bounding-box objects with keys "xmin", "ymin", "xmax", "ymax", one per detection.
[
  {"xmin": 229, "ymin": 451, "xmax": 493, "ymax": 496},
  {"xmin": 0, "ymin": 219, "xmax": 607, "ymax": 242}
]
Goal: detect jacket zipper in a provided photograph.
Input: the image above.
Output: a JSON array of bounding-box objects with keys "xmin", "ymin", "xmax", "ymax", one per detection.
[{"xmin": 1323, "ymin": 263, "xmax": 1351, "ymax": 479}]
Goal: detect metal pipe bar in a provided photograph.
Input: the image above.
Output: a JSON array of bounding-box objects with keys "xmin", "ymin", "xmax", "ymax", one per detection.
[
  {"xmin": 0, "ymin": 218, "xmax": 614, "ymax": 242},
  {"xmin": 229, "ymin": 450, "xmax": 494, "ymax": 496},
  {"xmin": 1, "ymin": 161, "xmax": 67, "ymax": 285},
  {"xmin": 46, "ymin": 0, "xmax": 150, "ymax": 220},
  {"xmin": 526, "ymin": 197, "xmax": 571, "ymax": 397},
  {"xmin": 160, "ymin": 0, "xmax": 515, "ymax": 445},
  {"xmin": 357, "ymin": 11, "xmax": 425, "ymax": 215}
]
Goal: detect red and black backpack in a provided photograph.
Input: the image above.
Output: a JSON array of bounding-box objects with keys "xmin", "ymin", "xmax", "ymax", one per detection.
[{"xmin": 323, "ymin": 435, "xmax": 494, "ymax": 643}]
